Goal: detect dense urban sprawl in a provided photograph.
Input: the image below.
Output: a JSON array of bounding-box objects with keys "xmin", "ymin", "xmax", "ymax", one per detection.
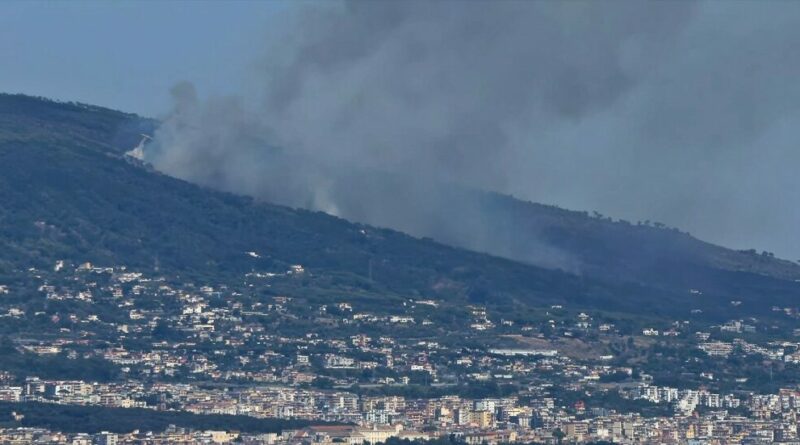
[{"xmin": 2, "ymin": 260, "xmax": 800, "ymax": 444}]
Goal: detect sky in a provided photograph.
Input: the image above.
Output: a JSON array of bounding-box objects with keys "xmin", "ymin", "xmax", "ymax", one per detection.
[
  {"xmin": 0, "ymin": 0, "xmax": 287, "ymax": 116},
  {"xmin": 3, "ymin": 1, "xmax": 800, "ymax": 262}
]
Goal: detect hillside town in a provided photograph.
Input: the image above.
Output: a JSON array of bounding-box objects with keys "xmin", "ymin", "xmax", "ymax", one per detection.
[{"xmin": 1, "ymin": 261, "xmax": 800, "ymax": 444}]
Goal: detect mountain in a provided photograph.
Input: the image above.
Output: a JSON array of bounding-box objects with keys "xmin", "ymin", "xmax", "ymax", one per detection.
[
  {"xmin": 287, "ymin": 171, "xmax": 800, "ymax": 287},
  {"xmin": 1, "ymin": 93, "xmax": 799, "ymax": 323}
]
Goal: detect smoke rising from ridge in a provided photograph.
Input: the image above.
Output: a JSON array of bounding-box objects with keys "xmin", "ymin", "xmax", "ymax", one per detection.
[{"xmin": 148, "ymin": 1, "xmax": 800, "ymax": 264}]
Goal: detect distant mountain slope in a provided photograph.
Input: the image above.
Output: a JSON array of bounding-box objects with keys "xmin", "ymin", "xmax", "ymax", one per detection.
[
  {"xmin": 1, "ymin": 93, "xmax": 799, "ymax": 322},
  {"xmin": 0, "ymin": 93, "xmax": 155, "ymax": 151},
  {"xmin": 302, "ymin": 172, "xmax": 800, "ymax": 287},
  {"xmin": 0, "ymin": 96, "xmax": 634, "ymax": 314},
  {"xmin": 429, "ymin": 188, "xmax": 800, "ymax": 282}
]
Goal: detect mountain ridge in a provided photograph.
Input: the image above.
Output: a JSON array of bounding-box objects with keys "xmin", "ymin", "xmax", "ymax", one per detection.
[{"xmin": 1, "ymin": 93, "xmax": 799, "ymax": 324}]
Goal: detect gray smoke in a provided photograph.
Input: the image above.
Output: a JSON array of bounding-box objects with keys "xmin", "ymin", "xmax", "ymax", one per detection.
[{"xmin": 148, "ymin": 0, "xmax": 800, "ymax": 264}]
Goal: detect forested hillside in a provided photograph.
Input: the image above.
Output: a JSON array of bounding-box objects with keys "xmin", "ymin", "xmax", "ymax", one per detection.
[{"xmin": 1, "ymin": 93, "xmax": 799, "ymax": 323}]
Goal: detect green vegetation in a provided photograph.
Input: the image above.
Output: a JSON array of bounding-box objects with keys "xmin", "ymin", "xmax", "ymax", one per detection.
[
  {"xmin": 0, "ymin": 338, "xmax": 120, "ymax": 382},
  {"xmin": 0, "ymin": 401, "xmax": 320, "ymax": 434}
]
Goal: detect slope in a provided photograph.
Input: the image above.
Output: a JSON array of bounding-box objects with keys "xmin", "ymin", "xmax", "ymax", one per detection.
[{"xmin": 0, "ymin": 93, "xmax": 799, "ymax": 323}]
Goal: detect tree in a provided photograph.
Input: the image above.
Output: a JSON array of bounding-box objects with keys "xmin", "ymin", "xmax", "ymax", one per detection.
[{"xmin": 553, "ymin": 428, "xmax": 566, "ymax": 445}]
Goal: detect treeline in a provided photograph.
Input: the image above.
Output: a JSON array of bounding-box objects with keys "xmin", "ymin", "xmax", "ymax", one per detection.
[
  {"xmin": 0, "ymin": 338, "xmax": 120, "ymax": 382},
  {"xmin": 0, "ymin": 402, "xmax": 326, "ymax": 434}
]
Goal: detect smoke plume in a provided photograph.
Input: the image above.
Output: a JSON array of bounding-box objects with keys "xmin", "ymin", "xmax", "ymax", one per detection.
[{"xmin": 148, "ymin": 1, "xmax": 800, "ymax": 265}]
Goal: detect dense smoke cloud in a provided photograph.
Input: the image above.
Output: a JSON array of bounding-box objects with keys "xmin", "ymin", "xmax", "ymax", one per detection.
[{"xmin": 148, "ymin": 1, "xmax": 800, "ymax": 264}]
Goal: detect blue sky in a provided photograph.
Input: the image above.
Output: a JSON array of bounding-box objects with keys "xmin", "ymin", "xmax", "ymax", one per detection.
[{"xmin": 0, "ymin": 1, "xmax": 289, "ymax": 116}]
